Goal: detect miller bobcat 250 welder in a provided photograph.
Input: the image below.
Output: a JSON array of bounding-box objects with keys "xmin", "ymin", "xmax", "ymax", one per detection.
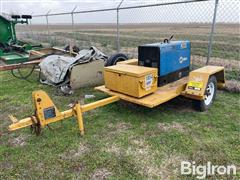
[{"xmin": 138, "ymin": 39, "xmax": 191, "ymax": 86}]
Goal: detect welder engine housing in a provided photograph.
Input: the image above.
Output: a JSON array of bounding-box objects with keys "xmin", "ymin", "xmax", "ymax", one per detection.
[{"xmin": 138, "ymin": 41, "xmax": 191, "ymax": 86}]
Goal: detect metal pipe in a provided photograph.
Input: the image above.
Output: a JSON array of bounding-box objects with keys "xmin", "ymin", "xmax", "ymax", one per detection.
[
  {"xmin": 46, "ymin": 16, "xmax": 49, "ymax": 44},
  {"xmin": 46, "ymin": 10, "xmax": 51, "ymax": 45},
  {"xmin": 71, "ymin": 6, "xmax": 77, "ymax": 43},
  {"xmin": 34, "ymin": 7, "xmax": 117, "ymax": 17},
  {"xmin": 81, "ymin": 96, "xmax": 120, "ymax": 113},
  {"xmin": 71, "ymin": 13, "xmax": 74, "ymax": 33},
  {"xmin": 116, "ymin": 9, "xmax": 120, "ymax": 53},
  {"xmin": 33, "ymin": 0, "xmax": 210, "ymax": 17},
  {"xmin": 116, "ymin": 0, "xmax": 125, "ymax": 53},
  {"xmin": 71, "ymin": 6, "xmax": 77, "ymax": 32},
  {"xmin": 120, "ymin": 0, "xmax": 208, "ymax": 10},
  {"xmin": 76, "ymin": 102, "xmax": 84, "ymax": 136},
  {"xmin": 206, "ymin": 0, "xmax": 219, "ymax": 65},
  {"xmin": 8, "ymin": 117, "xmax": 34, "ymax": 131},
  {"xmin": 29, "ymin": 12, "xmax": 34, "ymax": 38}
]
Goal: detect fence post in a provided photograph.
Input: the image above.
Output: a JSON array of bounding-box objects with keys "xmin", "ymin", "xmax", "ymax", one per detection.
[
  {"xmin": 71, "ymin": 6, "xmax": 78, "ymax": 44},
  {"xmin": 116, "ymin": 9, "xmax": 120, "ymax": 52},
  {"xmin": 206, "ymin": 0, "xmax": 219, "ymax": 65},
  {"xmin": 46, "ymin": 10, "xmax": 51, "ymax": 45},
  {"xmin": 116, "ymin": 0, "xmax": 124, "ymax": 53},
  {"xmin": 29, "ymin": 12, "xmax": 34, "ymax": 39}
]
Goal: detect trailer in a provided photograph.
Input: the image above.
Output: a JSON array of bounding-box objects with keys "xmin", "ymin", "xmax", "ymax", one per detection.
[{"xmin": 7, "ymin": 40, "xmax": 225, "ymax": 136}]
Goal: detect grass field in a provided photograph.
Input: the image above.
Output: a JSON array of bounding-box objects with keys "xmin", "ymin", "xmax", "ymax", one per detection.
[
  {"xmin": 0, "ymin": 23, "xmax": 239, "ymax": 179},
  {"xmin": 0, "ymin": 72, "xmax": 240, "ymax": 179}
]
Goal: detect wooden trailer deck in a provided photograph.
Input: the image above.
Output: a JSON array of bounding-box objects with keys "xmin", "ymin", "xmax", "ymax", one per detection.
[{"xmin": 95, "ymin": 76, "xmax": 189, "ymax": 108}]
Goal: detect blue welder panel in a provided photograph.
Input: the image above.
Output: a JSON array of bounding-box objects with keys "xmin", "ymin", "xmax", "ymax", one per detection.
[{"xmin": 159, "ymin": 41, "xmax": 191, "ymax": 76}]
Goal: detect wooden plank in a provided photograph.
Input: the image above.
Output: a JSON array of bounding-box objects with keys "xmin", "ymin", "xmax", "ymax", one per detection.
[
  {"xmin": 29, "ymin": 50, "xmax": 45, "ymax": 56},
  {"xmin": 52, "ymin": 47, "xmax": 78, "ymax": 56},
  {"xmin": 95, "ymin": 77, "xmax": 189, "ymax": 108},
  {"xmin": 0, "ymin": 59, "xmax": 41, "ymax": 71}
]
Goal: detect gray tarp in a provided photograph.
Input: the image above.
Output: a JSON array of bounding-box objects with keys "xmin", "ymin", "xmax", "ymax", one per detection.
[{"xmin": 39, "ymin": 46, "xmax": 107, "ymax": 86}]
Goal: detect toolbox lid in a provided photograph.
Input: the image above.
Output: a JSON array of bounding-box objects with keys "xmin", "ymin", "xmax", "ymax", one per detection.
[{"xmin": 104, "ymin": 64, "xmax": 157, "ymax": 77}]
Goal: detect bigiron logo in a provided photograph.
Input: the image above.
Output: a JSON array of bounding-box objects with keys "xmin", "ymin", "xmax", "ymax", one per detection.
[{"xmin": 181, "ymin": 161, "xmax": 237, "ymax": 179}]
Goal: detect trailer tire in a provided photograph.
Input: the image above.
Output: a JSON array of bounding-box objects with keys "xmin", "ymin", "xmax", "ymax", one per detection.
[
  {"xmin": 63, "ymin": 45, "xmax": 80, "ymax": 53},
  {"xmin": 193, "ymin": 75, "xmax": 217, "ymax": 112},
  {"xmin": 105, "ymin": 53, "xmax": 128, "ymax": 66}
]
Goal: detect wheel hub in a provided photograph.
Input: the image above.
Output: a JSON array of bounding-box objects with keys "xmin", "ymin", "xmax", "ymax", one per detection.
[{"xmin": 204, "ymin": 82, "xmax": 215, "ymax": 105}]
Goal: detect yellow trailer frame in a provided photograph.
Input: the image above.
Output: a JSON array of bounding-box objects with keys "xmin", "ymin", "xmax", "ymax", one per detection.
[
  {"xmin": 9, "ymin": 90, "xmax": 120, "ymax": 135},
  {"xmin": 7, "ymin": 59, "xmax": 225, "ymax": 135}
]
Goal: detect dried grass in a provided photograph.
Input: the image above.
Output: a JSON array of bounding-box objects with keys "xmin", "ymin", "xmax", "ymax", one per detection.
[
  {"xmin": 192, "ymin": 56, "xmax": 240, "ymax": 71},
  {"xmin": 104, "ymin": 143, "xmax": 121, "ymax": 156},
  {"xmin": 91, "ymin": 168, "xmax": 112, "ymax": 180},
  {"xmin": 107, "ymin": 122, "xmax": 132, "ymax": 135},
  {"xmin": 126, "ymin": 137, "xmax": 186, "ymax": 178},
  {"xmin": 158, "ymin": 154, "xmax": 186, "ymax": 179},
  {"xmin": 8, "ymin": 134, "xmax": 29, "ymax": 147},
  {"xmin": 60, "ymin": 144, "xmax": 89, "ymax": 160},
  {"xmin": 225, "ymin": 80, "xmax": 240, "ymax": 93},
  {"xmin": 157, "ymin": 122, "xmax": 186, "ymax": 133}
]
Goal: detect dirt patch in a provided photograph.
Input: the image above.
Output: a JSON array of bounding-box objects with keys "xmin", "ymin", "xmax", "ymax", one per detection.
[
  {"xmin": 60, "ymin": 144, "xmax": 89, "ymax": 160},
  {"xmin": 158, "ymin": 154, "xmax": 186, "ymax": 179},
  {"xmin": 140, "ymin": 123, "xmax": 147, "ymax": 129},
  {"xmin": 127, "ymin": 138, "xmax": 185, "ymax": 178},
  {"xmin": 127, "ymin": 141, "xmax": 185, "ymax": 178},
  {"xmin": 91, "ymin": 168, "xmax": 113, "ymax": 180},
  {"xmin": 157, "ymin": 122, "xmax": 186, "ymax": 133},
  {"xmin": 104, "ymin": 143, "xmax": 121, "ymax": 156},
  {"xmin": 8, "ymin": 134, "xmax": 28, "ymax": 147},
  {"xmin": 71, "ymin": 163, "xmax": 85, "ymax": 173},
  {"xmin": 0, "ymin": 161, "xmax": 14, "ymax": 170},
  {"xmin": 115, "ymin": 122, "xmax": 131, "ymax": 130},
  {"xmin": 225, "ymin": 80, "xmax": 240, "ymax": 93},
  {"xmin": 130, "ymin": 137, "xmax": 145, "ymax": 147},
  {"xmin": 107, "ymin": 122, "xmax": 132, "ymax": 135},
  {"xmin": 126, "ymin": 137, "xmax": 162, "ymax": 177}
]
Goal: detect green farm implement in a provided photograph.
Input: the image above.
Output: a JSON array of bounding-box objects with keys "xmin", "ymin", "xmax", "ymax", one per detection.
[{"xmin": 0, "ymin": 15, "xmax": 42, "ymax": 65}]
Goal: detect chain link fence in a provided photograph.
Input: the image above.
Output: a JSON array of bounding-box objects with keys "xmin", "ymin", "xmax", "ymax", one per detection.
[{"xmin": 13, "ymin": 0, "xmax": 239, "ymax": 67}]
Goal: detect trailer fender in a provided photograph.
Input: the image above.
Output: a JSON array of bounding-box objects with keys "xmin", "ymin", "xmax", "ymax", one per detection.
[{"xmin": 182, "ymin": 66, "xmax": 225, "ymax": 100}]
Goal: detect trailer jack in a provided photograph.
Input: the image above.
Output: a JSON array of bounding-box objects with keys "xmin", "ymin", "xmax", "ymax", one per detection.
[{"xmin": 8, "ymin": 90, "xmax": 119, "ymax": 135}]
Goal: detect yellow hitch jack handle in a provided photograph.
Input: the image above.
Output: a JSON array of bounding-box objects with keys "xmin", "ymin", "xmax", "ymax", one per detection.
[{"xmin": 8, "ymin": 90, "xmax": 120, "ymax": 135}]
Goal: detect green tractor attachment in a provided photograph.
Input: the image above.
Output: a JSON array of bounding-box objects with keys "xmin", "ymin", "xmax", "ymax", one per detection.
[{"xmin": 0, "ymin": 14, "xmax": 42, "ymax": 64}]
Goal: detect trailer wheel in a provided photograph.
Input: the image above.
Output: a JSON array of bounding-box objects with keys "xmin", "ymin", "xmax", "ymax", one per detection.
[
  {"xmin": 105, "ymin": 53, "xmax": 128, "ymax": 66},
  {"xmin": 194, "ymin": 75, "xmax": 217, "ymax": 112},
  {"xmin": 63, "ymin": 45, "xmax": 80, "ymax": 53}
]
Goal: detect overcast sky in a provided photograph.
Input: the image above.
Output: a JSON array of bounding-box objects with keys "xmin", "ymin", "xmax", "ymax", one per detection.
[{"xmin": 1, "ymin": 0, "xmax": 239, "ymax": 24}]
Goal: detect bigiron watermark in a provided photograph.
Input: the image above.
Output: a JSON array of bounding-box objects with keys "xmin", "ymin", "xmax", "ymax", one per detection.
[{"xmin": 181, "ymin": 161, "xmax": 237, "ymax": 179}]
